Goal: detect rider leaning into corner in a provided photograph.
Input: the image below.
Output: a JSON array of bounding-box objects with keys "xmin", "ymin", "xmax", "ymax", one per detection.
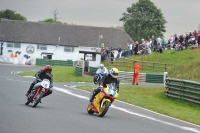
[
  {"xmin": 90, "ymin": 67, "xmax": 120, "ymax": 103},
  {"xmin": 98, "ymin": 64, "xmax": 108, "ymax": 75},
  {"xmin": 93, "ymin": 64, "xmax": 108, "ymax": 84},
  {"xmin": 25, "ymin": 65, "xmax": 53, "ymax": 98}
]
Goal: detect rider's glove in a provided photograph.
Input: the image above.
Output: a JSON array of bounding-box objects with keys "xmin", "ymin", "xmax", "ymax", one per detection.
[
  {"xmin": 37, "ymin": 78, "xmax": 42, "ymax": 82},
  {"xmin": 99, "ymin": 85, "xmax": 103, "ymax": 88}
]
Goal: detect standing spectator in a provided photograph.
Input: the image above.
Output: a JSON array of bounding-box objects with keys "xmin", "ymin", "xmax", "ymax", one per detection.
[
  {"xmin": 121, "ymin": 50, "xmax": 126, "ymax": 57},
  {"xmin": 117, "ymin": 45, "xmax": 122, "ymax": 58},
  {"xmin": 153, "ymin": 38, "xmax": 157, "ymax": 51},
  {"xmin": 185, "ymin": 33, "xmax": 190, "ymax": 49},
  {"xmin": 179, "ymin": 35, "xmax": 184, "ymax": 44},
  {"xmin": 129, "ymin": 42, "xmax": 133, "ymax": 55},
  {"xmin": 132, "ymin": 61, "xmax": 140, "ymax": 85},
  {"xmin": 156, "ymin": 36, "xmax": 162, "ymax": 48},
  {"xmin": 198, "ymin": 30, "xmax": 200, "ymax": 45},
  {"xmin": 126, "ymin": 43, "xmax": 130, "ymax": 57},
  {"xmin": 174, "ymin": 34, "xmax": 178, "ymax": 42},
  {"xmin": 194, "ymin": 30, "xmax": 198, "ymax": 41},
  {"xmin": 161, "ymin": 36, "xmax": 166, "ymax": 50},
  {"xmin": 169, "ymin": 34, "xmax": 174, "ymax": 44},
  {"xmin": 110, "ymin": 49, "xmax": 115, "ymax": 64},
  {"xmin": 134, "ymin": 41, "xmax": 139, "ymax": 55}
]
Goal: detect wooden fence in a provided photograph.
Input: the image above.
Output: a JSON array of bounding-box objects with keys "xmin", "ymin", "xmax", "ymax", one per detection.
[{"xmin": 108, "ymin": 57, "xmax": 171, "ymax": 72}]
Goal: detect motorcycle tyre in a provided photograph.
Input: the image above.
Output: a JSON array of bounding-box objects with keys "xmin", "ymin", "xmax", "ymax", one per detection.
[
  {"xmin": 32, "ymin": 92, "xmax": 43, "ymax": 108},
  {"xmin": 25, "ymin": 93, "xmax": 34, "ymax": 105},
  {"xmin": 99, "ymin": 101, "xmax": 110, "ymax": 117},
  {"xmin": 87, "ymin": 104, "xmax": 94, "ymax": 114},
  {"xmin": 25, "ymin": 96, "xmax": 32, "ymax": 105}
]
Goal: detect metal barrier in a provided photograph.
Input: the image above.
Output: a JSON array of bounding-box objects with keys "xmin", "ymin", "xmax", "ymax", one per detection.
[
  {"xmin": 118, "ymin": 71, "xmax": 165, "ymax": 83},
  {"xmin": 165, "ymin": 78, "xmax": 200, "ymax": 105},
  {"xmin": 88, "ymin": 67, "xmax": 166, "ymax": 84},
  {"xmin": 36, "ymin": 58, "xmax": 73, "ymax": 66},
  {"xmin": 89, "ymin": 67, "xmax": 98, "ymax": 75},
  {"xmin": 75, "ymin": 67, "xmax": 82, "ymax": 76}
]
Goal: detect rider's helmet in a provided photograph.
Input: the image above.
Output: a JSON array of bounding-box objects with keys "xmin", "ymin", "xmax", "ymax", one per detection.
[
  {"xmin": 44, "ymin": 65, "xmax": 52, "ymax": 74},
  {"xmin": 109, "ymin": 68, "xmax": 119, "ymax": 79},
  {"xmin": 100, "ymin": 64, "xmax": 104, "ymax": 69}
]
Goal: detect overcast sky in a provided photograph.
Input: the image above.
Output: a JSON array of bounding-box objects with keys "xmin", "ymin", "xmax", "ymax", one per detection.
[{"xmin": 1, "ymin": 0, "xmax": 200, "ymax": 39}]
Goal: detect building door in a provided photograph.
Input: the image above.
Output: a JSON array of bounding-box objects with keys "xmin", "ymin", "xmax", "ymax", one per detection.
[{"xmin": 47, "ymin": 55, "xmax": 52, "ymax": 59}]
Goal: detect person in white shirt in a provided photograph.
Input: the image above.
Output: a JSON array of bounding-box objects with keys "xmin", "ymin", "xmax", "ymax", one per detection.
[
  {"xmin": 129, "ymin": 43, "xmax": 133, "ymax": 55},
  {"xmin": 97, "ymin": 64, "xmax": 108, "ymax": 75}
]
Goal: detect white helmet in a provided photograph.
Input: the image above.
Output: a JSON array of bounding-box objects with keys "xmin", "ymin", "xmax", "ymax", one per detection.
[{"xmin": 100, "ymin": 64, "xmax": 104, "ymax": 68}]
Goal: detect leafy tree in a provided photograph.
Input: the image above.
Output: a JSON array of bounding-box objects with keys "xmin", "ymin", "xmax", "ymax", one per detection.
[
  {"xmin": 0, "ymin": 9, "xmax": 27, "ymax": 21},
  {"xmin": 120, "ymin": 0, "xmax": 167, "ymax": 41}
]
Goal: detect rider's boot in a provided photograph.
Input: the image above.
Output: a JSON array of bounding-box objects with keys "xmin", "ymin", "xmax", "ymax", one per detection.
[
  {"xmin": 89, "ymin": 88, "xmax": 100, "ymax": 104},
  {"xmin": 25, "ymin": 83, "xmax": 34, "ymax": 96}
]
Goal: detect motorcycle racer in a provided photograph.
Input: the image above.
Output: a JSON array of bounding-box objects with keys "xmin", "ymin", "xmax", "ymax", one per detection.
[
  {"xmin": 90, "ymin": 67, "xmax": 120, "ymax": 103},
  {"xmin": 93, "ymin": 64, "xmax": 108, "ymax": 84},
  {"xmin": 25, "ymin": 65, "xmax": 53, "ymax": 98}
]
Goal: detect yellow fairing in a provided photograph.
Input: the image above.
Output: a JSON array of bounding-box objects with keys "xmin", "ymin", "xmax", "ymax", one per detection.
[{"xmin": 93, "ymin": 92, "xmax": 103, "ymax": 112}]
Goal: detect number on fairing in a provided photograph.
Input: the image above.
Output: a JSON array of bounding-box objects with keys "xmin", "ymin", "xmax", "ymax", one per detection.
[{"xmin": 41, "ymin": 79, "xmax": 50, "ymax": 88}]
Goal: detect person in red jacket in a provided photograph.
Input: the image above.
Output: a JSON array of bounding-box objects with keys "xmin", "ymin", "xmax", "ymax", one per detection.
[{"xmin": 132, "ymin": 61, "xmax": 140, "ymax": 85}]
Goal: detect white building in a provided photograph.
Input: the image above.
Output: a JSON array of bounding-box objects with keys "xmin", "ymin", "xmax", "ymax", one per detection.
[{"xmin": 0, "ymin": 19, "xmax": 133, "ymax": 66}]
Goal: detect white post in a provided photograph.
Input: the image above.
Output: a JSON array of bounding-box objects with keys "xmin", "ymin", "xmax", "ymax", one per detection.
[{"xmin": 164, "ymin": 72, "xmax": 168, "ymax": 87}]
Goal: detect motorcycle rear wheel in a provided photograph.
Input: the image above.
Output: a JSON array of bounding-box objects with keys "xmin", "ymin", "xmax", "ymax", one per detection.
[
  {"xmin": 32, "ymin": 92, "xmax": 43, "ymax": 108},
  {"xmin": 99, "ymin": 101, "xmax": 110, "ymax": 117},
  {"xmin": 87, "ymin": 104, "xmax": 94, "ymax": 114}
]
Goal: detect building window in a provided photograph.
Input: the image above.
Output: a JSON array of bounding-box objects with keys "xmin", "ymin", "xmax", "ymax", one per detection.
[
  {"xmin": 7, "ymin": 43, "xmax": 13, "ymax": 48},
  {"xmin": 14, "ymin": 43, "xmax": 21, "ymax": 48},
  {"xmin": 37, "ymin": 44, "xmax": 47, "ymax": 50},
  {"xmin": 64, "ymin": 46, "xmax": 74, "ymax": 52},
  {"xmin": 7, "ymin": 42, "xmax": 21, "ymax": 48}
]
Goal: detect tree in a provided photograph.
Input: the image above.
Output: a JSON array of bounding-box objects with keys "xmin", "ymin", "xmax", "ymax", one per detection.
[
  {"xmin": 120, "ymin": 0, "xmax": 167, "ymax": 42},
  {"xmin": 40, "ymin": 8, "xmax": 62, "ymax": 23},
  {"xmin": 0, "ymin": 9, "xmax": 27, "ymax": 21}
]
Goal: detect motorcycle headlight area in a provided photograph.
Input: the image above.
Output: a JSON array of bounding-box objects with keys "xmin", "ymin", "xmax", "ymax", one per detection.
[
  {"xmin": 108, "ymin": 88, "xmax": 116, "ymax": 96},
  {"xmin": 41, "ymin": 79, "xmax": 50, "ymax": 88}
]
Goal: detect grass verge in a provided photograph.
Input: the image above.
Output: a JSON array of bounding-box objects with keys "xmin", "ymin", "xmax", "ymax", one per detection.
[{"xmin": 18, "ymin": 66, "xmax": 93, "ymax": 82}]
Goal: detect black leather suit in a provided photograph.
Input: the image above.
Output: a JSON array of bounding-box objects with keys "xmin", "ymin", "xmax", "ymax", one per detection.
[{"xmin": 27, "ymin": 69, "xmax": 53, "ymax": 97}]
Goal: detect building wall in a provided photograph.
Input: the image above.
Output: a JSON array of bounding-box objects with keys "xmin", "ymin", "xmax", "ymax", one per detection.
[{"xmin": 0, "ymin": 41, "xmax": 100, "ymax": 65}]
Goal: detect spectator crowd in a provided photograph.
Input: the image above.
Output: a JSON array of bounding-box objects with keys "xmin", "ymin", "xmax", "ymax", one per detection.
[{"xmin": 97, "ymin": 30, "xmax": 200, "ymax": 62}]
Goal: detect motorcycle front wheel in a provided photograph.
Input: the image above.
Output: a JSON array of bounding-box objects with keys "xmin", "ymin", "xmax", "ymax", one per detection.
[
  {"xmin": 99, "ymin": 101, "xmax": 110, "ymax": 117},
  {"xmin": 25, "ymin": 97, "xmax": 32, "ymax": 105},
  {"xmin": 32, "ymin": 92, "xmax": 43, "ymax": 108},
  {"xmin": 25, "ymin": 92, "xmax": 34, "ymax": 105}
]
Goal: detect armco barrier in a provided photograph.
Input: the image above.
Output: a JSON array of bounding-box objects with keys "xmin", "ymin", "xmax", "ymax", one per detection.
[
  {"xmin": 165, "ymin": 78, "xmax": 200, "ymax": 105},
  {"xmin": 36, "ymin": 58, "xmax": 73, "ymax": 66},
  {"xmin": 88, "ymin": 67, "xmax": 165, "ymax": 84},
  {"xmin": 89, "ymin": 67, "xmax": 98, "ymax": 75},
  {"xmin": 75, "ymin": 67, "xmax": 82, "ymax": 76}
]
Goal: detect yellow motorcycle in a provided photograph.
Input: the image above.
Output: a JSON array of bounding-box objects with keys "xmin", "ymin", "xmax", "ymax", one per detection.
[{"xmin": 87, "ymin": 83, "xmax": 119, "ymax": 117}]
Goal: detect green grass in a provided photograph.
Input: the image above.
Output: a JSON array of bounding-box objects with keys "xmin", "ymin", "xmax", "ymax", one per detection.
[
  {"xmin": 18, "ymin": 66, "xmax": 93, "ymax": 82},
  {"xmin": 77, "ymin": 85, "xmax": 200, "ymax": 125}
]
